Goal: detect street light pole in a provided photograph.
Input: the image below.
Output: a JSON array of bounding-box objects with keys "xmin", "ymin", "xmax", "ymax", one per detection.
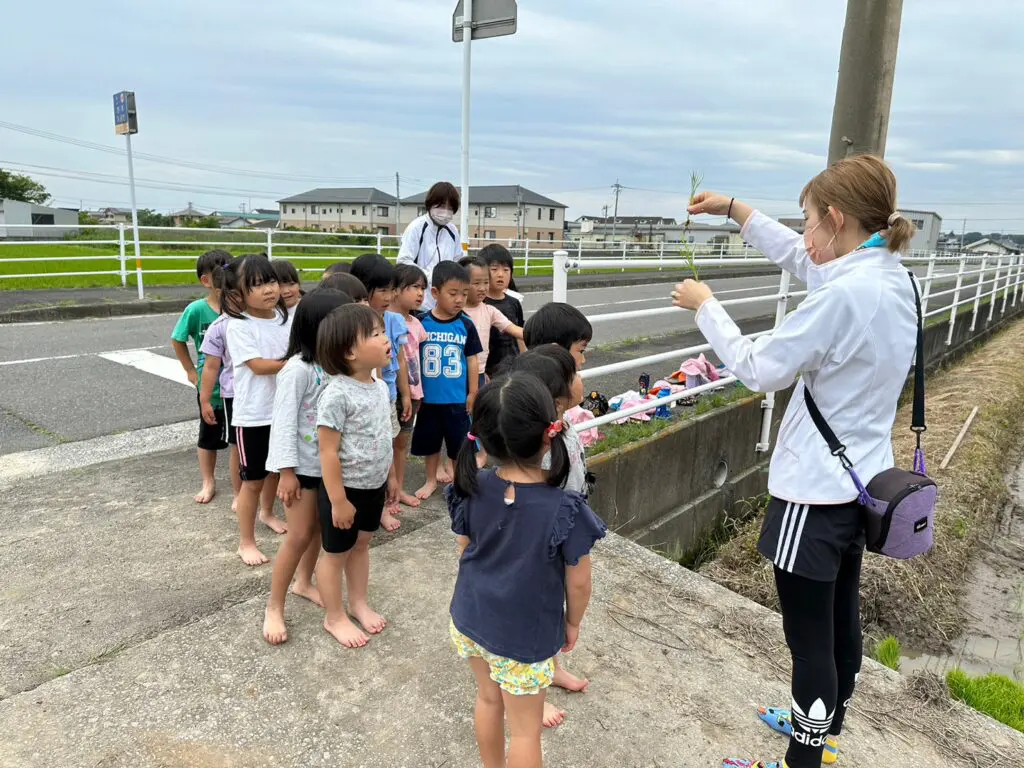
[{"xmin": 459, "ymin": 0, "xmax": 473, "ymax": 252}]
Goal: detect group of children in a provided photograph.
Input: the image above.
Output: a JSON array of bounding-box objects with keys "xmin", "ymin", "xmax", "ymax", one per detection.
[{"xmin": 172, "ymin": 244, "xmax": 605, "ymax": 764}]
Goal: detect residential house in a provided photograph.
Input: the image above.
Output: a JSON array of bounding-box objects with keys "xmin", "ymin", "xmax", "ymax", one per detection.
[
  {"xmin": 900, "ymin": 209, "xmax": 941, "ymax": 253},
  {"xmin": 964, "ymin": 238, "xmax": 1022, "ymax": 256},
  {"xmin": 277, "ymin": 188, "xmax": 398, "ymax": 234},
  {"xmin": 0, "ymin": 199, "xmax": 79, "ymax": 239},
  {"xmin": 171, "ymin": 204, "xmax": 207, "ymax": 227},
  {"xmin": 400, "ymin": 186, "xmax": 567, "ymax": 243},
  {"xmin": 212, "ymin": 210, "xmax": 280, "ymax": 229},
  {"xmin": 565, "ymin": 215, "xmax": 743, "ymax": 249},
  {"xmin": 89, "ymin": 207, "xmax": 133, "ymax": 225}
]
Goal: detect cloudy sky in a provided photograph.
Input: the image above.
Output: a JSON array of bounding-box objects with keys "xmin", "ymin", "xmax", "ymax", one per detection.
[{"xmin": 1, "ymin": 0, "xmax": 1021, "ymax": 232}]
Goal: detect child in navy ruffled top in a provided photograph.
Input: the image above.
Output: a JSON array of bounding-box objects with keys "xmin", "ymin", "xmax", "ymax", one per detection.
[{"xmin": 446, "ymin": 372, "xmax": 606, "ymax": 768}]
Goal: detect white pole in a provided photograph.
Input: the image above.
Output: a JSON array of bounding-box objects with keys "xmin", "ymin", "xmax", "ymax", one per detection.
[
  {"xmin": 970, "ymin": 256, "xmax": 987, "ymax": 332},
  {"xmin": 523, "ymin": 238, "xmax": 530, "ymax": 276},
  {"xmin": 552, "ymin": 250, "xmax": 568, "ymax": 303},
  {"xmin": 459, "ymin": 0, "xmax": 472, "ymax": 253},
  {"xmin": 756, "ymin": 270, "xmax": 791, "ymax": 452},
  {"xmin": 1001, "ymin": 255, "xmax": 1016, "ymax": 315},
  {"xmin": 266, "ymin": 228, "xmax": 273, "ymax": 260},
  {"xmin": 117, "ymin": 223, "xmax": 127, "ymax": 287},
  {"xmin": 658, "ymin": 240, "xmax": 665, "ymax": 271},
  {"xmin": 919, "ymin": 254, "xmax": 936, "ymax": 319},
  {"xmin": 125, "ymin": 133, "xmax": 143, "ymax": 300},
  {"xmin": 1012, "ymin": 257, "xmax": 1024, "ymax": 306},
  {"xmin": 945, "ymin": 255, "xmax": 967, "ymax": 346},
  {"xmin": 988, "ymin": 257, "xmax": 1003, "ymax": 323}
]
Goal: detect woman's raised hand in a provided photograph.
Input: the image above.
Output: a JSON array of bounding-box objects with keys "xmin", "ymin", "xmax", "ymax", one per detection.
[{"xmin": 687, "ymin": 191, "xmax": 733, "ymax": 217}]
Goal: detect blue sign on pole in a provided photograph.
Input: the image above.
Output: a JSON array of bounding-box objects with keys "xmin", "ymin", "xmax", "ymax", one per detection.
[{"xmin": 113, "ymin": 91, "xmax": 137, "ymax": 135}]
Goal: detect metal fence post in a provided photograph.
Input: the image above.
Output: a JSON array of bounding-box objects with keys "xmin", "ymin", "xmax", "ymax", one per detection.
[
  {"xmin": 1001, "ymin": 255, "xmax": 1016, "ymax": 315},
  {"xmin": 117, "ymin": 223, "xmax": 127, "ymax": 287},
  {"xmin": 523, "ymin": 238, "xmax": 530, "ymax": 276},
  {"xmin": 266, "ymin": 228, "xmax": 274, "ymax": 261},
  {"xmin": 658, "ymin": 240, "xmax": 665, "ymax": 271},
  {"xmin": 621, "ymin": 240, "xmax": 626, "ymax": 272},
  {"xmin": 988, "ymin": 257, "xmax": 1003, "ymax": 323},
  {"xmin": 1012, "ymin": 256, "xmax": 1024, "ymax": 307},
  {"xmin": 376, "ymin": 231, "xmax": 382, "ymax": 255},
  {"xmin": 756, "ymin": 269, "xmax": 792, "ymax": 453},
  {"xmin": 552, "ymin": 250, "xmax": 568, "ymax": 303},
  {"xmin": 577, "ymin": 239, "xmax": 583, "ymax": 275},
  {"xmin": 970, "ymin": 256, "xmax": 987, "ymax": 332},
  {"xmin": 945, "ymin": 255, "xmax": 967, "ymax": 346},
  {"xmin": 919, "ymin": 254, "xmax": 936, "ymax": 319}
]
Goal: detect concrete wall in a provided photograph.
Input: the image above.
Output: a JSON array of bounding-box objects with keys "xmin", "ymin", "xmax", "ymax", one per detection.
[{"xmin": 590, "ymin": 296, "xmax": 1024, "ymax": 558}]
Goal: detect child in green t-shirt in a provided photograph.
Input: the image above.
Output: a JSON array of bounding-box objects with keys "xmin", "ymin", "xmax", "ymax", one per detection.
[{"xmin": 171, "ymin": 249, "xmax": 232, "ymax": 503}]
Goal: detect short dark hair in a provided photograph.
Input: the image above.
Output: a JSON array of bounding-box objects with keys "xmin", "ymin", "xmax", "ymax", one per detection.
[
  {"xmin": 479, "ymin": 243, "xmax": 514, "ymax": 270},
  {"xmin": 319, "ymin": 271, "xmax": 368, "ymax": 302},
  {"xmin": 317, "ymin": 303, "xmax": 383, "ymax": 377},
  {"xmin": 272, "ymin": 259, "xmax": 300, "ymax": 285},
  {"xmin": 506, "ymin": 344, "xmax": 575, "ymax": 403},
  {"xmin": 459, "ymin": 255, "xmax": 486, "ymax": 270},
  {"xmin": 283, "ymin": 288, "xmax": 353, "ymax": 363},
  {"xmin": 524, "ymin": 302, "xmax": 593, "ymax": 350},
  {"xmin": 222, "ymin": 254, "xmax": 288, "ymax": 323},
  {"xmin": 432, "ymin": 261, "xmax": 469, "ymax": 290},
  {"xmin": 323, "ymin": 261, "xmax": 350, "ymax": 276},
  {"xmin": 350, "ymin": 253, "xmax": 397, "ymax": 296},
  {"xmin": 424, "ymin": 181, "xmax": 460, "ymax": 215},
  {"xmin": 395, "ymin": 263, "xmax": 427, "ymax": 291},
  {"xmin": 196, "ymin": 249, "xmax": 232, "ymax": 279}
]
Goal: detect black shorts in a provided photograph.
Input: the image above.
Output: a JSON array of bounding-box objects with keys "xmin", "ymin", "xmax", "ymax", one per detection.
[
  {"xmin": 318, "ymin": 483, "xmax": 386, "ymax": 554},
  {"xmin": 758, "ymin": 496, "xmax": 866, "ymax": 582},
  {"xmin": 296, "ymin": 474, "xmax": 321, "ymax": 490},
  {"xmin": 236, "ymin": 425, "xmax": 272, "ymax": 482},
  {"xmin": 196, "ymin": 393, "xmax": 228, "ymax": 451},
  {"xmin": 398, "ymin": 399, "xmax": 421, "ymax": 434},
  {"xmin": 411, "ymin": 402, "xmax": 470, "ymax": 459},
  {"xmin": 224, "ymin": 397, "xmax": 237, "ymax": 445}
]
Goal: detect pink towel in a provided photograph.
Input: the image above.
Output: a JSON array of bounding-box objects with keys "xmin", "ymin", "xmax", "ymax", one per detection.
[{"xmin": 565, "ymin": 406, "xmax": 601, "ymax": 447}]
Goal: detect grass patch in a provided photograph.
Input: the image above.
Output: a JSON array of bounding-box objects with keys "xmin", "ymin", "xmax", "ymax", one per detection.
[
  {"xmin": 873, "ymin": 636, "xmax": 903, "ymax": 671},
  {"xmin": 702, "ymin": 318, "xmax": 1024, "ymax": 651},
  {"xmin": 586, "ymin": 384, "xmax": 752, "ymax": 456},
  {"xmin": 947, "ymin": 668, "xmax": 1024, "ymax": 733}
]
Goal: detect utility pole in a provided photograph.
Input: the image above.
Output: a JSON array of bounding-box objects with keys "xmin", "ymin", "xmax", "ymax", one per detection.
[
  {"xmin": 516, "ymin": 185, "xmax": 523, "ymax": 241},
  {"xmin": 395, "ymin": 172, "xmax": 401, "ymax": 235},
  {"xmin": 960, "ymin": 218, "xmax": 966, "ymax": 253},
  {"xmin": 611, "ymin": 180, "xmax": 623, "ymax": 238},
  {"xmin": 827, "ymin": 0, "xmax": 904, "ymax": 164}
]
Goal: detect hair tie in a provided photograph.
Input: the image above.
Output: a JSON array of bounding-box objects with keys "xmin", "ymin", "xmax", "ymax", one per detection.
[
  {"xmin": 466, "ymin": 431, "xmax": 481, "ymax": 451},
  {"xmin": 887, "ymin": 212, "xmax": 903, "ymax": 227},
  {"xmin": 546, "ymin": 420, "xmax": 564, "ymax": 438},
  {"xmin": 466, "ymin": 432, "xmax": 476, "ymax": 441}
]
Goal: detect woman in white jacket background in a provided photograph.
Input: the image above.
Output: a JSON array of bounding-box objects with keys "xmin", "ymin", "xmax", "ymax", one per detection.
[
  {"xmin": 672, "ymin": 155, "xmax": 918, "ymax": 768},
  {"xmin": 396, "ymin": 180, "xmax": 464, "ymax": 311}
]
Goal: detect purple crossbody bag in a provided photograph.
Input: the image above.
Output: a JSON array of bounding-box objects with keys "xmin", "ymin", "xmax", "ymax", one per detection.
[{"xmin": 803, "ymin": 270, "xmax": 938, "ymax": 560}]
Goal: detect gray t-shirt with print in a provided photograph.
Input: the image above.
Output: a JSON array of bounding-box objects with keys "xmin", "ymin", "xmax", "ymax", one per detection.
[
  {"xmin": 316, "ymin": 375, "xmax": 393, "ymax": 490},
  {"xmin": 543, "ymin": 417, "xmax": 588, "ymax": 496}
]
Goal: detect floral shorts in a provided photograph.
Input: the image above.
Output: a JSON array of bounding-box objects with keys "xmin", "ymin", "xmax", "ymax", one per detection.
[{"xmin": 449, "ymin": 620, "xmax": 554, "ymax": 696}]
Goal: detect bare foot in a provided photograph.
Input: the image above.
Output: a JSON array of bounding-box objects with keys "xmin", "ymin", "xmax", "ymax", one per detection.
[
  {"xmin": 381, "ymin": 512, "xmax": 401, "ymax": 532},
  {"xmin": 324, "ymin": 616, "xmax": 369, "ymax": 648},
  {"xmin": 259, "ymin": 511, "xmax": 288, "ymax": 535},
  {"xmin": 553, "ymin": 663, "xmax": 589, "ymax": 693},
  {"xmin": 399, "ymin": 491, "xmax": 421, "ymax": 508},
  {"xmin": 415, "ymin": 480, "xmax": 437, "ymax": 501},
  {"xmin": 542, "ymin": 701, "xmax": 566, "ymax": 728},
  {"xmin": 194, "ymin": 483, "xmax": 216, "ymax": 504},
  {"xmin": 385, "ymin": 498, "xmax": 401, "ymax": 516},
  {"xmin": 231, "ymin": 495, "xmax": 239, "ymax": 514},
  {"xmin": 263, "ymin": 606, "xmax": 288, "ymax": 645},
  {"xmin": 351, "ymin": 603, "xmax": 387, "ymax": 634},
  {"xmin": 290, "ymin": 582, "xmax": 324, "ymax": 607},
  {"xmin": 436, "ymin": 464, "xmax": 454, "ymax": 484},
  {"xmin": 237, "ymin": 544, "xmax": 269, "ymax": 566}
]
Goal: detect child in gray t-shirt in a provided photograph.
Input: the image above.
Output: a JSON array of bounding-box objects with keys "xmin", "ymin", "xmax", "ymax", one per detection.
[{"xmin": 314, "ymin": 304, "xmax": 396, "ymax": 650}]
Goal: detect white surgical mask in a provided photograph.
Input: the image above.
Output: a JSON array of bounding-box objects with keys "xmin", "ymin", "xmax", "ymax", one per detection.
[{"xmin": 430, "ymin": 206, "xmax": 453, "ymax": 227}]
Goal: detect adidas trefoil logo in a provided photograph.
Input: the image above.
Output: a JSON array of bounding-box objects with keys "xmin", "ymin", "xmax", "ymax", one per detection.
[{"xmin": 791, "ymin": 698, "xmax": 835, "ymax": 747}]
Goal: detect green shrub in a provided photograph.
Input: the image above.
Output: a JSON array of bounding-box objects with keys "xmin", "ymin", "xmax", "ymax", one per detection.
[{"xmin": 947, "ymin": 668, "xmax": 1024, "ymax": 733}]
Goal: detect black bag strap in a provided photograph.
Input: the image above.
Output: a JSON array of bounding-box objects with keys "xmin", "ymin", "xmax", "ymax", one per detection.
[
  {"xmin": 414, "ymin": 220, "xmax": 457, "ymax": 265},
  {"xmin": 803, "ymin": 269, "xmax": 926, "ymax": 465}
]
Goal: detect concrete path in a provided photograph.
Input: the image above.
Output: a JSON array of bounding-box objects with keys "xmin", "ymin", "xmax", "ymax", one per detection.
[{"xmin": 1, "ymin": 446, "xmax": 1020, "ymax": 767}]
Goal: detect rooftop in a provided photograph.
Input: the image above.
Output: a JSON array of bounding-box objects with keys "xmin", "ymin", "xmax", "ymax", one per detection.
[
  {"xmin": 401, "ymin": 185, "xmax": 566, "ymax": 208},
  {"xmin": 278, "ymin": 187, "xmax": 398, "ymax": 205}
]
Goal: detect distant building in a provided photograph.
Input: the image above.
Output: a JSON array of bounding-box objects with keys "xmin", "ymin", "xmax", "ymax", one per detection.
[
  {"xmin": 565, "ymin": 216, "xmax": 743, "ymax": 249},
  {"xmin": 964, "ymin": 238, "xmax": 1021, "ymax": 256},
  {"xmin": 0, "ymin": 199, "xmax": 79, "ymax": 239},
  {"xmin": 778, "ymin": 217, "xmax": 805, "ymax": 234},
  {"xmin": 171, "ymin": 204, "xmax": 207, "ymax": 227},
  {"xmin": 212, "ymin": 210, "xmax": 280, "ymax": 229},
  {"xmin": 400, "ymin": 186, "xmax": 567, "ymax": 243},
  {"xmin": 88, "ymin": 207, "xmax": 132, "ymax": 225},
  {"xmin": 277, "ymin": 188, "xmax": 398, "ymax": 234},
  {"xmin": 900, "ymin": 209, "xmax": 942, "ymax": 253}
]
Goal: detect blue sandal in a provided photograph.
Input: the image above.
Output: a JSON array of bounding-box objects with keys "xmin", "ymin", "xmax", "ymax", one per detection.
[
  {"xmin": 722, "ymin": 760, "xmax": 783, "ymax": 768},
  {"xmin": 757, "ymin": 706, "xmax": 793, "ymax": 737}
]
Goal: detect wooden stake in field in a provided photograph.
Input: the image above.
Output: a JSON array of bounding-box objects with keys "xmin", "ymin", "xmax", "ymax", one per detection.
[{"xmin": 939, "ymin": 406, "xmax": 979, "ymax": 470}]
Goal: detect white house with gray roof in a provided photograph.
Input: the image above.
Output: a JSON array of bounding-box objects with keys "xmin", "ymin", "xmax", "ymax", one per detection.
[
  {"xmin": 400, "ymin": 185, "xmax": 567, "ymax": 242},
  {"xmin": 277, "ymin": 188, "xmax": 399, "ymax": 234}
]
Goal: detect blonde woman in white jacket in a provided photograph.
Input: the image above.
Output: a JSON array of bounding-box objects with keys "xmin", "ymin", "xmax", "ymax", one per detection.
[
  {"xmin": 672, "ymin": 155, "xmax": 918, "ymax": 768},
  {"xmin": 397, "ymin": 181, "xmax": 463, "ymax": 312}
]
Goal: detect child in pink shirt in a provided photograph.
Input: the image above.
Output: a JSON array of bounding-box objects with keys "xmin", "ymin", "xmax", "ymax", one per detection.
[
  {"xmin": 393, "ymin": 265, "xmax": 430, "ymax": 507},
  {"xmin": 459, "ymin": 256, "xmax": 525, "ymax": 385}
]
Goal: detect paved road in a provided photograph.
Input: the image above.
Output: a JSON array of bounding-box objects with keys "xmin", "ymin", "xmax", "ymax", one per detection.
[{"xmin": 0, "ymin": 268, "xmax": 978, "ymax": 455}]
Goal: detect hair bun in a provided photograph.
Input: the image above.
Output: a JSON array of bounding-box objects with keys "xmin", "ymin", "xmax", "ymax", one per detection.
[{"xmin": 887, "ymin": 212, "xmax": 903, "ymax": 227}]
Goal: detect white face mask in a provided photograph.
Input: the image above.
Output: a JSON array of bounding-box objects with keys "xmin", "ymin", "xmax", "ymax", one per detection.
[{"xmin": 430, "ymin": 206, "xmax": 453, "ymax": 227}]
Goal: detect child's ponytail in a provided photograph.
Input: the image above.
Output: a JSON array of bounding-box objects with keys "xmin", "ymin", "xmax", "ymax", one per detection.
[
  {"xmin": 543, "ymin": 421, "xmax": 571, "ymax": 490},
  {"xmin": 454, "ymin": 432, "xmax": 482, "ymax": 498}
]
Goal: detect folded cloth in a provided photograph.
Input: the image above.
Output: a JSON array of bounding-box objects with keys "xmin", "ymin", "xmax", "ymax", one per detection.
[
  {"xmin": 566, "ymin": 406, "xmax": 600, "ymax": 447},
  {"xmin": 667, "ymin": 354, "xmax": 720, "ymax": 385},
  {"xmin": 609, "ymin": 390, "xmax": 641, "ymax": 411},
  {"xmin": 612, "ymin": 398, "xmax": 655, "ymax": 424}
]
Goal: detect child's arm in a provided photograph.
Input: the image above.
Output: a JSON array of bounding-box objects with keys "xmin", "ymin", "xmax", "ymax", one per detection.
[
  {"xmin": 466, "ymin": 354, "xmax": 479, "ymax": 412},
  {"xmin": 245, "ymin": 358, "xmax": 287, "ymax": 376},
  {"xmin": 318, "ymin": 427, "xmax": 356, "ymax": 529},
  {"xmin": 267, "ymin": 364, "xmax": 303, "ymax": 506},
  {"xmin": 171, "ymin": 340, "xmax": 198, "ymax": 387},
  {"xmin": 563, "ymin": 555, "xmax": 593, "ymax": 652},
  {"xmin": 199, "ymin": 354, "xmax": 222, "ymax": 425},
  {"xmin": 456, "ymin": 535, "xmax": 470, "ymax": 558},
  {"xmin": 397, "ymin": 352, "xmax": 412, "ymax": 422}
]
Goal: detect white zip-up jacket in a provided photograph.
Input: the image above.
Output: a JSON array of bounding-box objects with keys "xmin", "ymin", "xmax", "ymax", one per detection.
[
  {"xmin": 695, "ymin": 211, "xmax": 918, "ymax": 505},
  {"xmin": 396, "ymin": 213, "xmax": 463, "ymax": 311}
]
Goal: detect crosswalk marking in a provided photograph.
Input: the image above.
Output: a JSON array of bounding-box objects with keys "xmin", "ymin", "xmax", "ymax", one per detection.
[{"xmin": 98, "ymin": 349, "xmax": 194, "ymax": 387}]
